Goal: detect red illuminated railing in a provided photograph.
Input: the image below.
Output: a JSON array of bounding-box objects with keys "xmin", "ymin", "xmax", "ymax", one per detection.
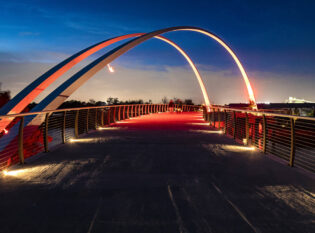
[{"xmin": 0, "ymin": 104, "xmax": 200, "ymax": 170}]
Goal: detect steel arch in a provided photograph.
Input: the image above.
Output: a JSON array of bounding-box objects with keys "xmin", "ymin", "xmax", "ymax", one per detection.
[
  {"xmin": 31, "ymin": 26, "xmax": 257, "ymax": 116},
  {"xmin": 0, "ymin": 26, "xmax": 257, "ymax": 131}
]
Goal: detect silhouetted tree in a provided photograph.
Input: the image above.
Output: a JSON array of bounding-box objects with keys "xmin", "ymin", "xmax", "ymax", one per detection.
[
  {"xmin": 184, "ymin": 99, "xmax": 194, "ymax": 105},
  {"xmin": 162, "ymin": 96, "xmax": 168, "ymax": 104}
]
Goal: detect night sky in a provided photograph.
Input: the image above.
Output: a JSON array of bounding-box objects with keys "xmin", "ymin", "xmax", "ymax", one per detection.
[{"xmin": 1, "ymin": 0, "xmax": 315, "ymax": 104}]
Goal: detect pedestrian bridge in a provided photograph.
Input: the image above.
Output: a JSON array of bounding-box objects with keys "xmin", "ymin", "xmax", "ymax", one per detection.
[
  {"xmin": 0, "ymin": 108, "xmax": 314, "ymax": 233},
  {"xmin": 0, "ymin": 25, "xmax": 314, "ymax": 232}
]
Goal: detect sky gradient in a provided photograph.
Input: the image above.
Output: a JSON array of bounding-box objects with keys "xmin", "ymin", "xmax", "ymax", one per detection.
[{"xmin": 0, "ymin": 0, "xmax": 315, "ymax": 104}]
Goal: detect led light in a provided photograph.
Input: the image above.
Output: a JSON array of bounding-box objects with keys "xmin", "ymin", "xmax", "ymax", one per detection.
[
  {"xmin": 97, "ymin": 127, "xmax": 120, "ymax": 130},
  {"xmin": 222, "ymin": 145, "xmax": 256, "ymax": 151},
  {"xmin": 188, "ymin": 123, "xmax": 210, "ymax": 126},
  {"xmin": 3, "ymin": 129, "xmax": 8, "ymax": 134},
  {"xmin": 3, "ymin": 169, "xmax": 26, "ymax": 177},
  {"xmin": 107, "ymin": 64, "xmax": 114, "ymax": 73},
  {"xmin": 189, "ymin": 130, "xmax": 223, "ymax": 134}
]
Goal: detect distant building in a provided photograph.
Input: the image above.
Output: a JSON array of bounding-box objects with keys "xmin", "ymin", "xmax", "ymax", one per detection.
[{"xmin": 286, "ymin": 97, "xmax": 313, "ymax": 103}]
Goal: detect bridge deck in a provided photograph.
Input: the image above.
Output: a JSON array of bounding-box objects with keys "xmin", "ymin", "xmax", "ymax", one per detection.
[{"xmin": 0, "ymin": 112, "xmax": 314, "ymax": 233}]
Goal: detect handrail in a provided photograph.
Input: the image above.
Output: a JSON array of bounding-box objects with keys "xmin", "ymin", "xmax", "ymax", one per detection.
[
  {"xmin": 204, "ymin": 106, "xmax": 315, "ymax": 173},
  {"xmin": 0, "ymin": 104, "xmax": 201, "ymax": 171},
  {"xmin": 0, "ymin": 104, "xmax": 199, "ymax": 119},
  {"xmin": 212, "ymin": 106, "xmax": 315, "ymax": 121}
]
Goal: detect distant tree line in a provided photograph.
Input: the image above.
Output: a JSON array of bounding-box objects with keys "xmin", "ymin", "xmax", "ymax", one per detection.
[
  {"xmin": 0, "ymin": 89, "xmax": 195, "ymax": 111},
  {"xmin": 58, "ymin": 97, "xmax": 195, "ymax": 109}
]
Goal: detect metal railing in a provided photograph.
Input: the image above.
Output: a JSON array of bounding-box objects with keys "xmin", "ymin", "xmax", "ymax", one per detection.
[
  {"xmin": 203, "ymin": 106, "xmax": 315, "ymax": 173},
  {"xmin": 0, "ymin": 104, "xmax": 199, "ymax": 171}
]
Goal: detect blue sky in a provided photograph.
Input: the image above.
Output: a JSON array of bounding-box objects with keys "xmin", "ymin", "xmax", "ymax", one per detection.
[{"xmin": 0, "ymin": 0, "xmax": 315, "ymax": 104}]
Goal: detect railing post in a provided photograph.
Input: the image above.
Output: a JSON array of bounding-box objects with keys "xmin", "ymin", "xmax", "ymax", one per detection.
[
  {"xmin": 86, "ymin": 109, "xmax": 89, "ymax": 133},
  {"xmin": 118, "ymin": 106, "xmax": 121, "ymax": 121},
  {"xmin": 289, "ymin": 118, "xmax": 296, "ymax": 167},
  {"xmin": 18, "ymin": 116, "xmax": 24, "ymax": 164},
  {"xmin": 233, "ymin": 111, "xmax": 236, "ymax": 139},
  {"xmin": 74, "ymin": 110, "xmax": 79, "ymax": 138},
  {"xmin": 113, "ymin": 107, "xmax": 116, "ymax": 122},
  {"xmin": 122, "ymin": 106, "xmax": 126, "ymax": 119},
  {"xmin": 44, "ymin": 113, "xmax": 49, "ymax": 153},
  {"xmin": 213, "ymin": 108, "xmax": 216, "ymax": 128},
  {"xmin": 126, "ymin": 105, "xmax": 129, "ymax": 118},
  {"xmin": 95, "ymin": 108, "xmax": 98, "ymax": 129},
  {"xmin": 263, "ymin": 114, "xmax": 267, "ymax": 153},
  {"xmin": 245, "ymin": 112, "xmax": 249, "ymax": 146},
  {"xmin": 107, "ymin": 108, "xmax": 111, "ymax": 124},
  {"xmin": 218, "ymin": 108, "xmax": 221, "ymax": 129},
  {"xmin": 62, "ymin": 111, "xmax": 66, "ymax": 144},
  {"xmin": 101, "ymin": 109, "xmax": 104, "ymax": 126}
]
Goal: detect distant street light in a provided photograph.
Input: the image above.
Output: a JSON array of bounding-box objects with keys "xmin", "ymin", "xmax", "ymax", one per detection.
[{"xmin": 107, "ymin": 64, "xmax": 114, "ymax": 73}]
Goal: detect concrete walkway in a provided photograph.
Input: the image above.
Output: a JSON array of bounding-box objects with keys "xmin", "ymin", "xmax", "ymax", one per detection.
[{"xmin": 0, "ymin": 112, "xmax": 314, "ymax": 233}]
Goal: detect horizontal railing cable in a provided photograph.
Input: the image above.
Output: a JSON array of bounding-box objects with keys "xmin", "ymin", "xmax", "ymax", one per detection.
[
  {"xmin": 203, "ymin": 106, "xmax": 315, "ymax": 173},
  {"xmin": 0, "ymin": 104, "xmax": 200, "ymax": 170}
]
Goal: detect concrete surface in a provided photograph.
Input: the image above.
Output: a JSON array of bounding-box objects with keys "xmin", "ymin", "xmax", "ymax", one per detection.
[{"xmin": 0, "ymin": 112, "xmax": 314, "ymax": 233}]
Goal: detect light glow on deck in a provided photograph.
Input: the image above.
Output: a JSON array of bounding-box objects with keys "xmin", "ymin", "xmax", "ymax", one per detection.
[
  {"xmin": 189, "ymin": 130, "xmax": 223, "ymax": 134},
  {"xmin": 222, "ymin": 145, "xmax": 256, "ymax": 151}
]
